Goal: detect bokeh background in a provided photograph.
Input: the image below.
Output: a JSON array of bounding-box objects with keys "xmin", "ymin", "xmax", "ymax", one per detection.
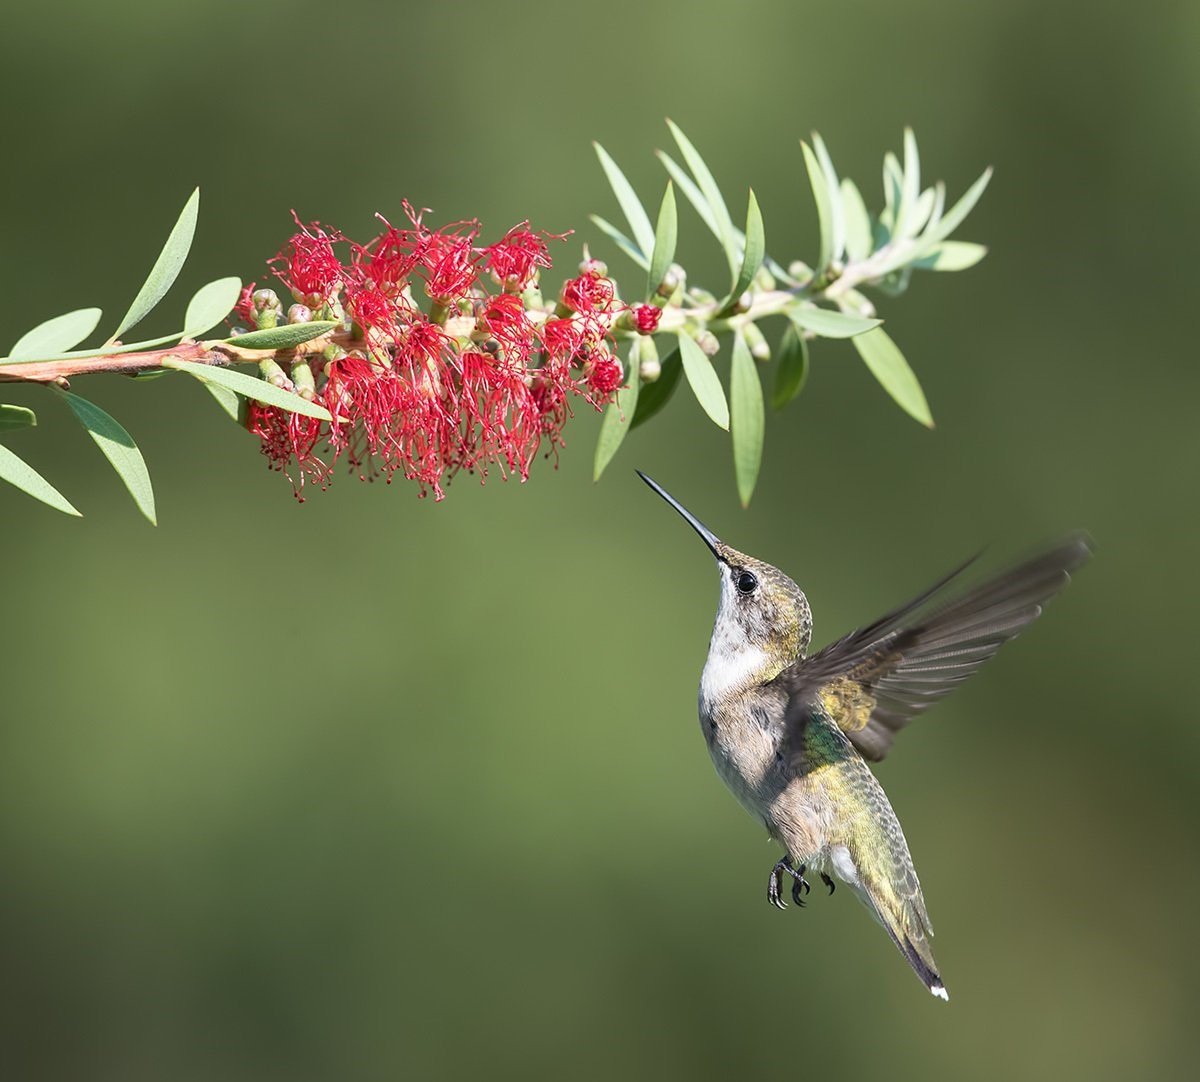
[{"xmin": 2, "ymin": 2, "xmax": 1196, "ymax": 1079}]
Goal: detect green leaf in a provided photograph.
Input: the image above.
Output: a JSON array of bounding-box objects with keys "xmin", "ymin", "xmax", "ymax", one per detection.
[
  {"xmin": 112, "ymin": 188, "xmax": 200, "ymax": 340},
  {"xmin": 924, "ymin": 167, "xmax": 993, "ymax": 245},
  {"xmin": 811, "ymin": 134, "xmax": 845, "ymax": 265},
  {"xmin": 646, "ymin": 182, "xmax": 678, "ymax": 298},
  {"xmin": 722, "ymin": 189, "xmax": 765, "ymax": 312},
  {"xmin": 678, "ymin": 332, "xmax": 729, "ymax": 430},
  {"xmin": 730, "ymin": 332, "xmax": 764, "ymax": 507},
  {"xmin": 852, "ymin": 327, "xmax": 933, "ymax": 427},
  {"xmin": 802, "ymin": 142, "xmax": 835, "ymax": 273},
  {"xmin": 184, "ymin": 276, "xmax": 242, "ymax": 338},
  {"xmin": 913, "ymin": 241, "xmax": 988, "ymax": 272},
  {"xmin": 788, "ymin": 306, "xmax": 881, "ymax": 339},
  {"xmin": 880, "ymin": 151, "xmax": 903, "ymax": 235},
  {"xmin": 656, "ymin": 150, "xmax": 719, "ymax": 238},
  {"xmin": 593, "ymin": 342, "xmax": 642, "ymax": 481},
  {"xmin": 222, "ymin": 320, "xmax": 337, "ymax": 351},
  {"xmin": 589, "ymin": 215, "xmax": 649, "ymax": 271},
  {"xmin": 0, "ymin": 404, "xmax": 36, "ymax": 431},
  {"xmin": 593, "ymin": 143, "xmax": 656, "ymax": 258},
  {"xmin": 203, "ymin": 381, "xmax": 242, "ymax": 421},
  {"xmin": 0, "ymin": 442, "xmax": 80, "ymax": 516},
  {"xmin": 771, "ymin": 323, "xmax": 810, "ymax": 409},
  {"xmin": 162, "ymin": 358, "xmax": 333, "ymax": 421},
  {"xmin": 57, "ymin": 390, "xmax": 156, "ymax": 524},
  {"xmin": 666, "ymin": 120, "xmax": 738, "ymax": 272},
  {"xmin": 892, "ymin": 128, "xmax": 922, "ymax": 240},
  {"xmin": 6, "ymin": 308, "xmax": 103, "ymax": 361},
  {"xmin": 840, "ymin": 178, "xmax": 873, "ymax": 263},
  {"xmin": 631, "ymin": 346, "xmax": 681, "ymax": 429}
]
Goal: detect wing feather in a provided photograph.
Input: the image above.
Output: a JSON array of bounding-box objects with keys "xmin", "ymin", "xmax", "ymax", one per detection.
[{"xmin": 779, "ymin": 534, "xmax": 1092, "ymax": 761}]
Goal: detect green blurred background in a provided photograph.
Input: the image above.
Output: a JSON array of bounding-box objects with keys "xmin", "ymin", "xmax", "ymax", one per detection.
[{"xmin": 2, "ymin": 1, "xmax": 1196, "ymax": 1079}]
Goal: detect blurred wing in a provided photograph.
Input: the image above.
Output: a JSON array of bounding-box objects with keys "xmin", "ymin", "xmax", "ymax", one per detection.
[{"xmin": 780, "ymin": 534, "xmax": 1093, "ymax": 761}]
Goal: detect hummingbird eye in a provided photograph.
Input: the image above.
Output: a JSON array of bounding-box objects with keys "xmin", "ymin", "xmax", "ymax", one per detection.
[{"xmin": 736, "ymin": 570, "xmax": 759, "ymax": 595}]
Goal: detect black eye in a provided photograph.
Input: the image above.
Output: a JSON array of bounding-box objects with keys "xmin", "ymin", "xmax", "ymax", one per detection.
[{"xmin": 736, "ymin": 570, "xmax": 758, "ymax": 595}]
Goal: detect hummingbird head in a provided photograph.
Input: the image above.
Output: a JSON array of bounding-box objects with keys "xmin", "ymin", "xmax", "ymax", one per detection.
[{"xmin": 638, "ymin": 472, "xmax": 813, "ymax": 695}]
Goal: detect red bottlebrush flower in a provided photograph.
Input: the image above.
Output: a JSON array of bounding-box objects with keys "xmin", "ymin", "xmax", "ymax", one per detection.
[
  {"xmin": 420, "ymin": 227, "xmax": 480, "ymax": 304},
  {"xmin": 560, "ymin": 271, "xmax": 616, "ymax": 315},
  {"xmin": 484, "ymin": 223, "xmax": 558, "ymax": 290},
  {"xmin": 587, "ymin": 352, "xmax": 624, "ymax": 395},
  {"xmin": 246, "ymin": 401, "xmax": 330, "ymax": 499},
  {"xmin": 632, "ymin": 303, "xmax": 661, "ymax": 334},
  {"xmin": 541, "ymin": 317, "xmax": 585, "ymax": 361},
  {"xmin": 247, "ymin": 206, "xmax": 618, "ymax": 502},
  {"xmin": 234, "ymin": 282, "xmax": 257, "ymax": 327},
  {"xmin": 272, "ymin": 217, "xmax": 344, "ymax": 305}
]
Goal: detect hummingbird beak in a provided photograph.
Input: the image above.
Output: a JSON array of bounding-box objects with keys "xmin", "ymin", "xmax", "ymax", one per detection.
[{"xmin": 637, "ymin": 471, "xmax": 724, "ymax": 562}]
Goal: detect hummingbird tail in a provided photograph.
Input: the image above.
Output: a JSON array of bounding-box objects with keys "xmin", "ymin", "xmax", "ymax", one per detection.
[{"xmin": 886, "ymin": 925, "xmax": 949, "ymax": 1002}]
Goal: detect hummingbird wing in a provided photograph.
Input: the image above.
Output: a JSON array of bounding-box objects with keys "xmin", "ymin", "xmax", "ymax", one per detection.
[{"xmin": 779, "ymin": 534, "xmax": 1092, "ymax": 761}]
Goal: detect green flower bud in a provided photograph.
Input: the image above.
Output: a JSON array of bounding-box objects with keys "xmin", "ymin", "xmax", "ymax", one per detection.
[
  {"xmin": 743, "ymin": 322, "xmax": 770, "ymax": 361},
  {"xmin": 695, "ymin": 329, "xmax": 719, "ymax": 357},
  {"xmin": 637, "ymin": 335, "xmax": 661, "ymax": 383}
]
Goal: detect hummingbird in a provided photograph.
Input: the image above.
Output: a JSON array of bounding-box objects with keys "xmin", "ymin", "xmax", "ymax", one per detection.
[{"xmin": 637, "ymin": 471, "xmax": 1091, "ymax": 1000}]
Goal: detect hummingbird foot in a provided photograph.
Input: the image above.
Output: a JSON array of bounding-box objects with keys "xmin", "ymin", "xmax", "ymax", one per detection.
[
  {"xmin": 820, "ymin": 873, "xmax": 836, "ymax": 895},
  {"xmin": 767, "ymin": 857, "xmax": 811, "ymax": 909}
]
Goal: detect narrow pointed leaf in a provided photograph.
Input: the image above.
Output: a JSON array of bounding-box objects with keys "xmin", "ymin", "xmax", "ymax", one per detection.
[
  {"xmin": 631, "ymin": 346, "xmax": 681, "ymax": 429},
  {"xmin": 220, "ymin": 320, "xmax": 337, "ymax": 351},
  {"xmin": 656, "ymin": 150, "xmax": 719, "ymax": 238},
  {"xmin": 0, "ymin": 442, "xmax": 80, "ymax": 516},
  {"xmin": 811, "ymin": 134, "xmax": 845, "ymax": 265},
  {"xmin": 589, "ymin": 215, "xmax": 649, "ymax": 271},
  {"xmin": 58, "ymin": 390, "xmax": 156, "ymax": 524},
  {"xmin": 112, "ymin": 188, "xmax": 200, "ymax": 340},
  {"xmin": 802, "ymin": 141, "xmax": 836, "ymax": 273},
  {"xmin": 788, "ymin": 305, "xmax": 880, "ymax": 339},
  {"xmin": 593, "ymin": 343, "xmax": 641, "ymax": 481},
  {"xmin": 184, "ymin": 276, "xmax": 242, "ymax": 338},
  {"xmin": 6, "ymin": 308, "xmax": 103, "ymax": 362},
  {"xmin": 203, "ymin": 381, "xmax": 242, "ymax": 421},
  {"xmin": 0, "ymin": 404, "xmax": 37, "ymax": 431},
  {"xmin": 925, "ymin": 167, "xmax": 993, "ymax": 245},
  {"xmin": 840, "ymin": 178, "xmax": 873, "ymax": 263},
  {"xmin": 880, "ymin": 151, "xmax": 903, "ymax": 234},
  {"xmin": 593, "ymin": 143, "xmax": 656, "ymax": 257},
  {"xmin": 852, "ymin": 327, "xmax": 933, "ymax": 427},
  {"xmin": 893, "ymin": 128, "xmax": 921, "ymax": 239},
  {"xmin": 162, "ymin": 358, "xmax": 332, "ymax": 421},
  {"xmin": 666, "ymin": 120, "xmax": 738, "ymax": 272},
  {"xmin": 771, "ymin": 323, "xmax": 810, "ymax": 409},
  {"xmin": 730, "ymin": 332, "xmax": 764, "ymax": 506},
  {"xmin": 913, "ymin": 241, "xmax": 988, "ymax": 271},
  {"xmin": 722, "ymin": 189, "xmax": 765, "ymax": 312},
  {"xmin": 678, "ymin": 333, "xmax": 729, "ymax": 430},
  {"xmin": 646, "ymin": 182, "xmax": 678, "ymax": 297}
]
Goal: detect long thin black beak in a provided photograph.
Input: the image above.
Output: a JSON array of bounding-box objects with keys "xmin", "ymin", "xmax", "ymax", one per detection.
[{"xmin": 637, "ymin": 471, "xmax": 723, "ymax": 561}]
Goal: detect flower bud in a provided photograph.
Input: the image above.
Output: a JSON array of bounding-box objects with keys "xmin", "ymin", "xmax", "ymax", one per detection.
[
  {"xmin": 695, "ymin": 329, "xmax": 719, "ymax": 357},
  {"xmin": 636, "ymin": 335, "xmax": 661, "ymax": 382},
  {"xmin": 291, "ymin": 361, "xmax": 316, "ymax": 401},
  {"xmin": 288, "ymin": 303, "xmax": 313, "ymax": 324},
  {"xmin": 742, "ymin": 321, "xmax": 770, "ymax": 361},
  {"xmin": 258, "ymin": 358, "xmax": 294, "ymax": 391},
  {"xmin": 787, "ymin": 261, "xmax": 814, "ymax": 287},
  {"xmin": 839, "ymin": 289, "xmax": 877, "ymax": 319}
]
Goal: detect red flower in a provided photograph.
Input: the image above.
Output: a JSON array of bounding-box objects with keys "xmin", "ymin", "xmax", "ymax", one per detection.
[
  {"xmin": 587, "ymin": 353, "xmax": 624, "ymax": 395},
  {"xmin": 632, "ymin": 303, "xmax": 661, "ymax": 334},
  {"xmin": 485, "ymin": 224, "xmax": 558, "ymax": 289},
  {"xmin": 272, "ymin": 216, "xmax": 344, "ymax": 305},
  {"xmin": 560, "ymin": 271, "xmax": 616, "ymax": 315},
  {"xmin": 246, "ymin": 208, "xmax": 618, "ymax": 501}
]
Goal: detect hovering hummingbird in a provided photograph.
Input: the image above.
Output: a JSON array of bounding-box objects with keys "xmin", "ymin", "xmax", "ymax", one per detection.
[{"xmin": 637, "ymin": 471, "xmax": 1091, "ymax": 1000}]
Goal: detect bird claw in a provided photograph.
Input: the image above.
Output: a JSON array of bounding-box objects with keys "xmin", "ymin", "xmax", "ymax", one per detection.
[
  {"xmin": 768, "ymin": 857, "xmax": 810, "ymax": 910},
  {"xmin": 820, "ymin": 873, "xmax": 836, "ymax": 896}
]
